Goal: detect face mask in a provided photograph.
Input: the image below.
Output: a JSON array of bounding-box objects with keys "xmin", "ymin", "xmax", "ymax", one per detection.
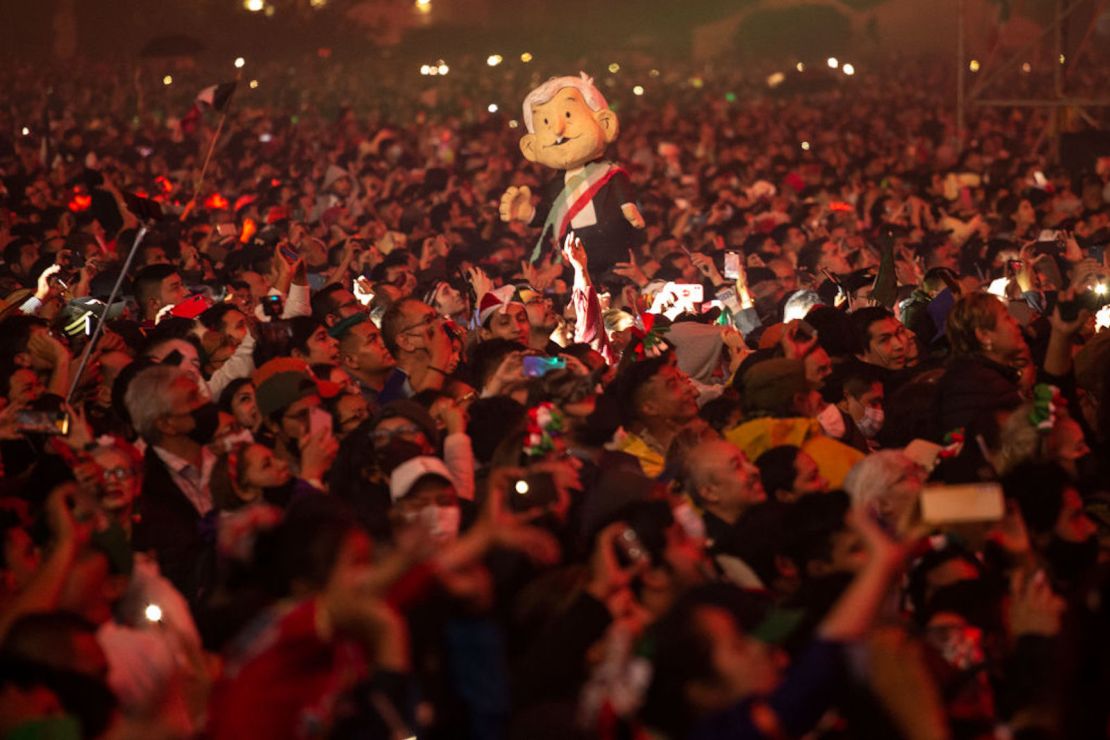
[
  {"xmin": 187, "ymin": 402, "xmax": 220, "ymax": 445},
  {"xmin": 215, "ymin": 428, "xmax": 254, "ymax": 453},
  {"xmin": 672, "ymin": 500, "xmax": 706, "ymax": 542},
  {"xmin": 857, "ymin": 406, "xmax": 885, "ymax": 439},
  {"xmin": 1044, "ymin": 536, "xmax": 1098, "ymax": 582},
  {"xmin": 422, "ymin": 504, "xmax": 460, "ymax": 542},
  {"xmin": 817, "ymin": 403, "xmax": 846, "ymax": 439}
]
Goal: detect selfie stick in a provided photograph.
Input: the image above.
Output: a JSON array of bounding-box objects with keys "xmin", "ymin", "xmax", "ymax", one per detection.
[{"xmin": 65, "ymin": 225, "xmax": 149, "ymax": 403}]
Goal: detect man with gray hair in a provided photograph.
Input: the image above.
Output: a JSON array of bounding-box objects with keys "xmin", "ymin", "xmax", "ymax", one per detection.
[
  {"xmin": 500, "ymin": 72, "xmax": 644, "ymax": 275},
  {"xmin": 124, "ymin": 363, "xmax": 220, "ymax": 603}
]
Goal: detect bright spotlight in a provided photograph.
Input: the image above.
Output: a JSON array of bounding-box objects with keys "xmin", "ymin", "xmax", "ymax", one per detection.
[
  {"xmin": 162, "ymin": 75, "xmax": 173, "ymax": 85},
  {"xmin": 487, "ymin": 54, "xmax": 502, "ymax": 67},
  {"xmin": 842, "ymin": 63, "xmax": 855, "ymax": 76},
  {"xmin": 488, "ymin": 103, "xmax": 498, "ymax": 113},
  {"xmin": 632, "ymin": 85, "xmax": 644, "ymax": 96},
  {"xmin": 826, "ymin": 57, "xmax": 839, "ymax": 69},
  {"xmin": 244, "ymin": 0, "xmax": 263, "ymax": 11},
  {"xmin": 234, "ymin": 57, "xmax": 245, "ymax": 69}
]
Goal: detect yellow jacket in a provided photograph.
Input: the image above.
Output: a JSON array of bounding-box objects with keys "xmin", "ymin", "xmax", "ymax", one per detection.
[{"xmin": 724, "ymin": 417, "xmax": 863, "ymax": 489}]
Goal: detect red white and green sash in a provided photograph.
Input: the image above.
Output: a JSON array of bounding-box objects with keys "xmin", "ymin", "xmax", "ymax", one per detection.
[{"xmin": 531, "ymin": 160, "xmax": 627, "ymax": 263}]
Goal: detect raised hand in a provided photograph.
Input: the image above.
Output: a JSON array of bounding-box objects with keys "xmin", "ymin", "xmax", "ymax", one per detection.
[{"xmin": 612, "ymin": 249, "xmax": 648, "ymax": 288}]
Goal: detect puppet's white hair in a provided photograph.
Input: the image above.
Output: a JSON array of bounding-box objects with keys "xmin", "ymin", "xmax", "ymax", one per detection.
[{"xmin": 521, "ymin": 72, "xmax": 608, "ymax": 134}]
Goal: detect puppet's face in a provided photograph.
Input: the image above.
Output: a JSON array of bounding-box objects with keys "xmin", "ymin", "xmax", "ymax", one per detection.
[{"xmin": 520, "ymin": 88, "xmax": 619, "ymax": 171}]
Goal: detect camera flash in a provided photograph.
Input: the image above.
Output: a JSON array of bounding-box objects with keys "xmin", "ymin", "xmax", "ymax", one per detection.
[
  {"xmin": 144, "ymin": 604, "xmax": 163, "ymax": 623},
  {"xmin": 1094, "ymin": 283, "xmax": 1107, "ymax": 296},
  {"xmin": 514, "ymin": 480, "xmax": 530, "ymax": 495}
]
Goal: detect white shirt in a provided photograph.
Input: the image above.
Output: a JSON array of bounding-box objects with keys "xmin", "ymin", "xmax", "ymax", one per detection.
[{"xmin": 152, "ymin": 445, "xmax": 216, "ymax": 516}]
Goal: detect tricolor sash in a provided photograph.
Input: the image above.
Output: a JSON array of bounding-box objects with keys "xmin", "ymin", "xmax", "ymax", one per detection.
[{"xmin": 531, "ymin": 161, "xmax": 627, "ymax": 263}]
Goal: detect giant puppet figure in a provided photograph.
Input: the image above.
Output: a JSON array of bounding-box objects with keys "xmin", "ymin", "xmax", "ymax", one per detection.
[{"xmin": 499, "ymin": 73, "xmax": 645, "ymax": 275}]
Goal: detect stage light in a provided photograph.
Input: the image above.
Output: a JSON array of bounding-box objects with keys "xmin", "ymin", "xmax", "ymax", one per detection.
[
  {"xmin": 249, "ymin": 79, "xmax": 259, "ymax": 89},
  {"xmin": 437, "ymin": 63, "xmax": 449, "ymax": 75},
  {"xmin": 415, "ymin": 0, "xmax": 431, "ymax": 13},
  {"xmin": 244, "ymin": 0, "xmax": 263, "ymax": 11},
  {"xmin": 234, "ymin": 57, "xmax": 245, "ymax": 69},
  {"xmin": 842, "ymin": 63, "xmax": 855, "ymax": 76},
  {"xmin": 309, "ymin": 0, "xmax": 326, "ymax": 7},
  {"xmin": 520, "ymin": 52, "xmax": 533, "ymax": 63},
  {"xmin": 650, "ymin": 69, "xmax": 660, "ymax": 77},
  {"xmin": 1021, "ymin": 62, "xmax": 1031, "ymax": 73},
  {"xmin": 508, "ymin": 120, "xmax": 519, "ymax": 128},
  {"xmin": 796, "ymin": 62, "xmax": 805, "ymax": 72},
  {"xmin": 487, "ymin": 54, "xmax": 502, "ymax": 67},
  {"xmin": 766, "ymin": 72, "xmax": 785, "ymax": 88},
  {"xmin": 826, "ymin": 57, "xmax": 839, "ymax": 69},
  {"xmin": 420, "ymin": 64, "xmax": 431, "ymax": 75},
  {"xmin": 633, "ymin": 85, "xmax": 644, "ymax": 96},
  {"xmin": 163, "ymin": 75, "xmax": 173, "ymax": 85},
  {"xmin": 801, "ymin": 140, "xmax": 811, "ymax": 151},
  {"xmin": 488, "ymin": 103, "xmax": 498, "ymax": 113},
  {"xmin": 969, "ymin": 59, "xmax": 980, "ymax": 72},
  {"xmin": 263, "ymin": 3, "xmax": 275, "ymax": 15},
  {"xmin": 1059, "ymin": 53, "xmax": 1066, "ymax": 64},
  {"xmin": 608, "ymin": 62, "xmax": 620, "ymax": 73},
  {"xmin": 21, "ymin": 127, "xmax": 29, "ymax": 136}
]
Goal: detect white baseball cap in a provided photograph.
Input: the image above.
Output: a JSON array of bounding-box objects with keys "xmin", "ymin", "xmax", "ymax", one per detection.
[{"xmin": 389, "ymin": 456, "xmax": 454, "ymax": 502}]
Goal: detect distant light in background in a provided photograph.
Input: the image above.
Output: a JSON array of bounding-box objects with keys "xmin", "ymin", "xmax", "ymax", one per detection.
[
  {"xmin": 1021, "ymin": 62, "xmax": 1032, "ymax": 73},
  {"xmin": 309, "ymin": 0, "xmax": 326, "ymax": 6},
  {"xmin": 264, "ymin": 4, "xmax": 275, "ymax": 16},
  {"xmin": 633, "ymin": 85, "xmax": 644, "ymax": 96},
  {"xmin": 826, "ymin": 57, "xmax": 839, "ymax": 69},
  {"xmin": 487, "ymin": 54, "xmax": 503, "ymax": 67},
  {"xmin": 162, "ymin": 75, "xmax": 173, "ymax": 85},
  {"xmin": 1059, "ymin": 53, "xmax": 1066, "ymax": 64},
  {"xmin": 249, "ymin": 79, "xmax": 259, "ymax": 89},
  {"xmin": 801, "ymin": 140, "xmax": 811, "ymax": 151},
  {"xmin": 608, "ymin": 62, "xmax": 620, "ymax": 73},
  {"xmin": 508, "ymin": 120, "xmax": 519, "ymax": 128},
  {"xmin": 420, "ymin": 64, "xmax": 431, "ymax": 75},
  {"xmin": 520, "ymin": 52, "xmax": 533, "ymax": 63},
  {"xmin": 796, "ymin": 62, "xmax": 805, "ymax": 72},
  {"xmin": 488, "ymin": 103, "xmax": 498, "ymax": 113},
  {"xmin": 969, "ymin": 59, "xmax": 981, "ymax": 72},
  {"xmin": 437, "ymin": 63, "xmax": 449, "ymax": 75},
  {"xmin": 21, "ymin": 127, "xmax": 29, "ymax": 136},
  {"xmin": 766, "ymin": 71, "xmax": 785, "ymax": 88},
  {"xmin": 724, "ymin": 91, "xmax": 737, "ymax": 102},
  {"xmin": 650, "ymin": 69, "xmax": 661, "ymax": 78},
  {"xmin": 415, "ymin": 0, "xmax": 431, "ymax": 14},
  {"xmin": 234, "ymin": 57, "xmax": 246, "ymax": 69},
  {"xmin": 842, "ymin": 63, "xmax": 855, "ymax": 76},
  {"xmin": 690, "ymin": 77, "xmax": 704, "ymax": 89},
  {"xmin": 244, "ymin": 0, "xmax": 263, "ymax": 11}
]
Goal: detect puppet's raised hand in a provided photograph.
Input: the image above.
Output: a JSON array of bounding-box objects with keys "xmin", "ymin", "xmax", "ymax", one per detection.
[
  {"xmin": 499, "ymin": 186, "xmax": 535, "ymax": 223},
  {"xmin": 621, "ymin": 202, "xmax": 645, "ymax": 229}
]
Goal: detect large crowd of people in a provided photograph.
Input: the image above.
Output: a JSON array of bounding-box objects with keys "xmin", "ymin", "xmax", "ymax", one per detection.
[{"xmin": 0, "ymin": 46, "xmax": 1109, "ymax": 739}]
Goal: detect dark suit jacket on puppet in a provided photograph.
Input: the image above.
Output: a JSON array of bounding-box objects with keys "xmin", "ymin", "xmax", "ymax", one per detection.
[{"xmin": 529, "ymin": 161, "xmax": 644, "ymax": 277}]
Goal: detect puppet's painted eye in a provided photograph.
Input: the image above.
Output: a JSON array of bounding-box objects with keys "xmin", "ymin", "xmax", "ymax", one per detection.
[
  {"xmin": 543, "ymin": 118, "xmax": 548, "ymax": 125},
  {"xmin": 565, "ymin": 111, "xmax": 571, "ymax": 118}
]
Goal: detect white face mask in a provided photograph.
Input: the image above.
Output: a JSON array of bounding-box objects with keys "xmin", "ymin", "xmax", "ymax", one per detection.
[
  {"xmin": 672, "ymin": 500, "xmax": 706, "ymax": 542},
  {"xmin": 858, "ymin": 406, "xmax": 885, "ymax": 439},
  {"xmin": 421, "ymin": 505, "xmax": 460, "ymax": 542},
  {"xmin": 817, "ymin": 403, "xmax": 846, "ymax": 439}
]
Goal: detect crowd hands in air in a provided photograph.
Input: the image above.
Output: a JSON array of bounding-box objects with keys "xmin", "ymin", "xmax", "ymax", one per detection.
[{"xmin": 0, "ymin": 48, "xmax": 1108, "ymax": 739}]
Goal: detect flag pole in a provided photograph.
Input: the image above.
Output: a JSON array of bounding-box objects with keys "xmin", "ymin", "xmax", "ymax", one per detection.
[{"xmin": 181, "ymin": 71, "xmax": 240, "ymax": 222}]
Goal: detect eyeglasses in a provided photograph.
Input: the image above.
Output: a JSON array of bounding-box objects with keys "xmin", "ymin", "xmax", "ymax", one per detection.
[
  {"xmin": 397, "ymin": 313, "xmax": 443, "ymax": 336},
  {"xmin": 101, "ymin": 466, "xmax": 132, "ymax": 482},
  {"xmin": 370, "ymin": 424, "xmax": 423, "ymax": 441}
]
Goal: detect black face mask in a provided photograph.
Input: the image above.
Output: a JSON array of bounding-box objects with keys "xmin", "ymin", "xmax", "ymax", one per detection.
[
  {"xmin": 1044, "ymin": 536, "xmax": 1098, "ymax": 583},
  {"xmin": 187, "ymin": 402, "xmax": 219, "ymax": 445}
]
